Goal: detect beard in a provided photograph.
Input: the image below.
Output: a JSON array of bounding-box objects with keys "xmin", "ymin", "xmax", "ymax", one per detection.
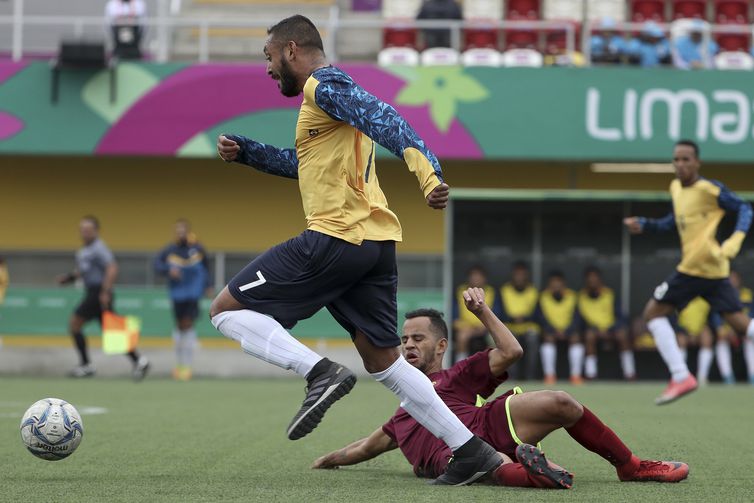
[{"xmin": 277, "ymin": 58, "xmax": 300, "ymax": 97}]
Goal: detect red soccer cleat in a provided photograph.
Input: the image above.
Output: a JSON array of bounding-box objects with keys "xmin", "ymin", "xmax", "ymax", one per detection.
[
  {"xmin": 618, "ymin": 455, "xmax": 689, "ymax": 483},
  {"xmin": 654, "ymin": 375, "xmax": 698, "ymax": 405},
  {"xmin": 515, "ymin": 444, "xmax": 573, "ymax": 489}
]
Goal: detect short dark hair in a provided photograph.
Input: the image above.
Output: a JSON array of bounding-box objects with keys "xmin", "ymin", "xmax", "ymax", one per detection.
[
  {"xmin": 584, "ymin": 265, "xmax": 602, "ymax": 277},
  {"xmin": 405, "ymin": 308, "xmax": 448, "ymax": 341},
  {"xmin": 81, "ymin": 215, "xmax": 100, "ymax": 230},
  {"xmin": 267, "ymin": 15, "xmax": 324, "ymax": 52},
  {"xmin": 512, "ymin": 260, "xmax": 529, "ymax": 271},
  {"xmin": 468, "ymin": 264, "xmax": 487, "ymax": 276},
  {"xmin": 675, "ymin": 139, "xmax": 699, "ymax": 158},
  {"xmin": 547, "ymin": 269, "xmax": 565, "ymax": 280}
]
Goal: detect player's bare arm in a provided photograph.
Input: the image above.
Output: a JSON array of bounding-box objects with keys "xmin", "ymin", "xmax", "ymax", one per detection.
[
  {"xmin": 463, "ymin": 287, "xmax": 523, "ymax": 377},
  {"xmin": 100, "ymin": 262, "xmax": 118, "ymax": 308},
  {"xmin": 312, "ymin": 427, "xmax": 397, "ymax": 469}
]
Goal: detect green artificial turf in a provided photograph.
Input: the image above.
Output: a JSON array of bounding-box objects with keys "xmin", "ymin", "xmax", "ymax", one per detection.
[{"xmin": 0, "ymin": 378, "xmax": 751, "ymax": 502}]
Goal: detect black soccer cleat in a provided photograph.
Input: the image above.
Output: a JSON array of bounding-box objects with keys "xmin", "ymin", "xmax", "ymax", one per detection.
[
  {"xmin": 515, "ymin": 443, "xmax": 574, "ymax": 489},
  {"xmin": 430, "ymin": 436, "xmax": 503, "ymax": 486},
  {"xmin": 132, "ymin": 356, "xmax": 150, "ymax": 382},
  {"xmin": 286, "ymin": 358, "xmax": 356, "ymax": 440}
]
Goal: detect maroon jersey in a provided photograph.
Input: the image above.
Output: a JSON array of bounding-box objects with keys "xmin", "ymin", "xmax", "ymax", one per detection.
[{"xmin": 382, "ymin": 349, "xmax": 515, "ymax": 478}]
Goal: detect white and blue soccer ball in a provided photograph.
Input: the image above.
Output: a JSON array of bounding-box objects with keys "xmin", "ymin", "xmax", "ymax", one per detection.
[{"xmin": 20, "ymin": 398, "xmax": 84, "ymax": 460}]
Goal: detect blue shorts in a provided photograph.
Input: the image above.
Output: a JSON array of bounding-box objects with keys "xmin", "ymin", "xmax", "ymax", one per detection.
[
  {"xmin": 228, "ymin": 230, "xmax": 399, "ymax": 348},
  {"xmin": 653, "ymin": 271, "xmax": 743, "ymax": 313},
  {"xmin": 173, "ymin": 300, "xmax": 199, "ymax": 321}
]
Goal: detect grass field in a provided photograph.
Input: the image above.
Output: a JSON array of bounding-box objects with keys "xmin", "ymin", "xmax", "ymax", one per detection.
[{"xmin": 1, "ymin": 378, "xmax": 752, "ymax": 502}]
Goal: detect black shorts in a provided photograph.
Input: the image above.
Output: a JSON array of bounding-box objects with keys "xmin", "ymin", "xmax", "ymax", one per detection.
[
  {"xmin": 653, "ymin": 271, "xmax": 743, "ymax": 313},
  {"xmin": 173, "ymin": 300, "xmax": 199, "ymax": 321},
  {"xmin": 74, "ymin": 286, "xmax": 113, "ymax": 322},
  {"xmin": 228, "ymin": 230, "xmax": 399, "ymax": 348}
]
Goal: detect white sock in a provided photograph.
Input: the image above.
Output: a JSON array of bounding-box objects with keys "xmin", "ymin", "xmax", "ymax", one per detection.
[
  {"xmin": 697, "ymin": 347, "xmax": 713, "ymax": 382},
  {"xmin": 172, "ymin": 329, "xmax": 184, "ymax": 366},
  {"xmin": 680, "ymin": 347, "xmax": 688, "ymax": 362},
  {"xmin": 211, "ymin": 310, "xmax": 323, "ymax": 378},
  {"xmin": 584, "ymin": 354, "xmax": 598, "ymax": 379},
  {"xmin": 569, "ymin": 343, "xmax": 584, "ymax": 377},
  {"xmin": 715, "ymin": 340, "xmax": 733, "ymax": 380},
  {"xmin": 647, "ymin": 317, "xmax": 690, "ymax": 382},
  {"xmin": 181, "ymin": 328, "xmax": 197, "ymax": 367},
  {"xmin": 621, "ymin": 350, "xmax": 636, "ymax": 378},
  {"xmin": 744, "ymin": 339, "xmax": 754, "ymax": 379},
  {"xmin": 371, "ymin": 356, "xmax": 473, "ymax": 451},
  {"xmin": 747, "ymin": 319, "xmax": 754, "ymax": 340},
  {"xmin": 540, "ymin": 342, "xmax": 556, "ymax": 377}
]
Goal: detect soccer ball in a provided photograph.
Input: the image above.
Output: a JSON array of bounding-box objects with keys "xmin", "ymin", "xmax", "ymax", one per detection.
[{"xmin": 19, "ymin": 398, "xmax": 84, "ymax": 460}]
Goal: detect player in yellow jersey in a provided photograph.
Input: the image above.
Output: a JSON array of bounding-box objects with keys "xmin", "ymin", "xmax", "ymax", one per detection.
[
  {"xmin": 537, "ymin": 271, "xmax": 583, "ymax": 385},
  {"xmin": 210, "ymin": 15, "xmax": 501, "ymax": 485},
  {"xmin": 452, "ymin": 266, "xmax": 496, "ymax": 361},
  {"xmin": 624, "ymin": 140, "xmax": 754, "ymax": 405},
  {"xmin": 714, "ymin": 270, "xmax": 754, "ymax": 384},
  {"xmin": 578, "ymin": 266, "xmax": 635, "ymax": 381},
  {"xmin": 497, "ymin": 261, "xmax": 540, "ymax": 380}
]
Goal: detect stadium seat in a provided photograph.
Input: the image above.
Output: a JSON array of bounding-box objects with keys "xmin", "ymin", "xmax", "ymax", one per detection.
[
  {"xmin": 714, "ymin": 0, "xmax": 750, "ymax": 24},
  {"xmin": 383, "ymin": 27, "xmax": 418, "ymax": 48},
  {"xmin": 501, "ymin": 48, "xmax": 544, "ymax": 66},
  {"xmin": 504, "ymin": 28, "xmax": 539, "ymax": 49},
  {"xmin": 714, "ymin": 50, "xmax": 754, "ymax": 69},
  {"xmin": 464, "ymin": 0, "xmax": 503, "ymax": 20},
  {"xmin": 464, "ymin": 27, "xmax": 499, "ymax": 49},
  {"xmin": 378, "ymin": 47, "xmax": 421, "ymax": 66},
  {"xmin": 421, "ymin": 47, "xmax": 461, "ymax": 65},
  {"xmin": 671, "ymin": 0, "xmax": 708, "ymax": 20},
  {"xmin": 630, "ymin": 0, "xmax": 666, "ymax": 21},
  {"xmin": 506, "ymin": 0, "xmax": 541, "ymax": 20},
  {"xmin": 586, "ymin": 0, "xmax": 627, "ymax": 21},
  {"xmin": 382, "ymin": 0, "xmax": 422, "ymax": 18},
  {"xmin": 543, "ymin": 22, "xmax": 582, "ymax": 54},
  {"xmin": 461, "ymin": 48, "xmax": 503, "ymax": 66},
  {"xmin": 543, "ymin": 0, "xmax": 583, "ymax": 21},
  {"xmin": 715, "ymin": 32, "xmax": 751, "ymax": 52}
]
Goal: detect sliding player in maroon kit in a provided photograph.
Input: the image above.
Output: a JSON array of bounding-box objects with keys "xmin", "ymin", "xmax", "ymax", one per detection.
[{"xmin": 314, "ymin": 288, "xmax": 689, "ymax": 487}]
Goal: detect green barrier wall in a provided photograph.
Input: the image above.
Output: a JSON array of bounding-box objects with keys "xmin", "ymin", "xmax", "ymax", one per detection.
[{"xmin": 0, "ymin": 287, "xmax": 442, "ymax": 339}]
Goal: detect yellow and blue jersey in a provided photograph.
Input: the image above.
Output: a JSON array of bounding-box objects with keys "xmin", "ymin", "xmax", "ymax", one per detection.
[
  {"xmin": 453, "ymin": 284, "xmax": 496, "ymax": 328},
  {"xmin": 228, "ymin": 66, "xmax": 444, "ymax": 246},
  {"xmin": 640, "ymin": 178, "xmax": 752, "ymax": 279},
  {"xmin": 538, "ymin": 289, "xmax": 578, "ymax": 334},
  {"xmin": 577, "ymin": 287, "xmax": 624, "ymax": 332},
  {"xmin": 497, "ymin": 282, "xmax": 539, "ymax": 335}
]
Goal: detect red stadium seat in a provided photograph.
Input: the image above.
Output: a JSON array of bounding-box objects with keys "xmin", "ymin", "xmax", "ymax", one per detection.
[
  {"xmin": 543, "ymin": 22, "xmax": 581, "ymax": 55},
  {"xmin": 506, "ymin": 0, "xmax": 540, "ymax": 20},
  {"xmin": 714, "ymin": 0, "xmax": 750, "ymax": 24},
  {"xmin": 464, "ymin": 28, "xmax": 499, "ymax": 50},
  {"xmin": 630, "ymin": 0, "xmax": 666, "ymax": 22},
  {"xmin": 504, "ymin": 29, "xmax": 538, "ymax": 50},
  {"xmin": 715, "ymin": 33, "xmax": 750, "ymax": 52},
  {"xmin": 382, "ymin": 27, "xmax": 418, "ymax": 48},
  {"xmin": 671, "ymin": 0, "xmax": 708, "ymax": 20}
]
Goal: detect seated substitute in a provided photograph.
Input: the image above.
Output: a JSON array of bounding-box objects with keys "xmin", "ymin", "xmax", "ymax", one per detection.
[
  {"xmin": 676, "ymin": 296, "xmax": 719, "ymax": 385},
  {"xmin": 578, "ymin": 266, "xmax": 636, "ymax": 380},
  {"xmin": 452, "ymin": 265, "xmax": 495, "ymax": 360},
  {"xmin": 497, "ymin": 261, "xmax": 540, "ymax": 380},
  {"xmin": 538, "ymin": 270, "xmax": 583, "ymax": 385},
  {"xmin": 715, "ymin": 270, "xmax": 754, "ymax": 384},
  {"xmin": 313, "ymin": 288, "xmax": 689, "ymax": 487}
]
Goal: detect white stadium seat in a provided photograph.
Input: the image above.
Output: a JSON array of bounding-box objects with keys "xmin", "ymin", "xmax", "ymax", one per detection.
[
  {"xmin": 461, "ymin": 48, "xmax": 503, "ymax": 66},
  {"xmin": 421, "ymin": 47, "xmax": 461, "ymax": 65},
  {"xmin": 714, "ymin": 51, "xmax": 754, "ymax": 70},
  {"xmin": 543, "ymin": 0, "xmax": 584, "ymax": 21},
  {"xmin": 463, "ymin": 0, "xmax": 503, "ymax": 20},
  {"xmin": 378, "ymin": 47, "xmax": 421, "ymax": 66},
  {"xmin": 586, "ymin": 0, "xmax": 626, "ymax": 22},
  {"xmin": 501, "ymin": 48, "xmax": 544, "ymax": 67},
  {"xmin": 382, "ymin": 0, "xmax": 422, "ymax": 19}
]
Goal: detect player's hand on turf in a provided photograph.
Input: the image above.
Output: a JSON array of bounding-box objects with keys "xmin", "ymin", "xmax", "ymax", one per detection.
[
  {"xmin": 217, "ymin": 135, "xmax": 240, "ymax": 162},
  {"xmin": 463, "ymin": 287, "xmax": 488, "ymax": 315},
  {"xmin": 427, "ymin": 183, "xmax": 450, "ymax": 210},
  {"xmin": 623, "ymin": 217, "xmax": 643, "ymax": 234},
  {"xmin": 312, "ymin": 455, "xmax": 338, "ymax": 469}
]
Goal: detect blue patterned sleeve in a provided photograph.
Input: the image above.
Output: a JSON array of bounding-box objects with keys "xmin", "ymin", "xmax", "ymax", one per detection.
[
  {"xmin": 224, "ymin": 134, "xmax": 299, "ymax": 180},
  {"xmin": 639, "ymin": 210, "xmax": 675, "ymax": 233},
  {"xmin": 313, "ymin": 68, "xmax": 444, "ymax": 197},
  {"xmin": 714, "ymin": 181, "xmax": 753, "ymax": 233}
]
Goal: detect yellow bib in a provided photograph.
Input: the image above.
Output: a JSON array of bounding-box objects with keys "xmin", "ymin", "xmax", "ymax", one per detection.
[
  {"xmin": 500, "ymin": 283, "xmax": 539, "ymax": 334},
  {"xmin": 540, "ymin": 289, "xmax": 577, "ymax": 332},
  {"xmin": 455, "ymin": 284, "xmax": 495, "ymax": 327},
  {"xmin": 678, "ymin": 297, "xmax": 710, "ymax": 336},
  {"xmin": 578, "ymin": 287, "xmax": 616, "ymax": 332}
]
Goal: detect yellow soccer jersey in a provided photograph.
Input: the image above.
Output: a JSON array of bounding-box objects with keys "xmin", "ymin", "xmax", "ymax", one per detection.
[
  {"xmin": 641, "ymin": 178, "xmax": 752, "ymax": 279},
  {"xmin": 228, "ymin": 66, "xmax": 444, "ymax": 246}
]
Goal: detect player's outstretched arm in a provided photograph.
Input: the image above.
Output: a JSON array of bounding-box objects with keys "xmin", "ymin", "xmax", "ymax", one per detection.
[
  {"xmin": 216, "ymin": 134, "xmax": 299, "ymax": 180},
  {"xmin": 463, "ymin": 287, "xmax": 523, "ymax": 377},
  {"xmin": 624, "ymin": 210, "xmax": 674, "ymax": 235},
  {"xmin": 716, "ymin": 184, "xmax": 753, "ymax": 259},
  {"xmin": 313, "ymin": 76, "xmax": 447, "ymax": 208},
  {"xmin": 312, "ymin": 428, "xmax": 397, "ymax": 469}
]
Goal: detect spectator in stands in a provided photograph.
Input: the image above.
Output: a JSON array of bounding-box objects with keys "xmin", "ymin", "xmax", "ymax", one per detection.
[
  {"xmin": 452, "ymin": 265, "xmax": 494, "ymax": 361},
  {"xmin": 0, "ymin": 256, "xmax": 8, "ymax": 306},
  {"xmin": 538, "ymin": 270, "xmax": 583, "ymax": 385},
  {"xmin": 590, "ymin": 17, "xmax": 628, "ymax": 65},
  {"xmin": 626, "ymin": 21, "xmax": 671, "ymax": 67},
  {"xmin": 496, "ymin": 261, "xmax": 540, "ymax": 380},
  {"xmin": 578, "ymin": 266, "xmax": 635, "ymax": 381},
  {"xmin": 672, "ymin": 19, "xmax": 718, "ymax": 70},
  {"xmin": 416, "ymin": 0, "xmax": 463, "ymax": 49},
  {"xmin": 105, "ymin": 0, "xmax": 146, "ymax": 59}
]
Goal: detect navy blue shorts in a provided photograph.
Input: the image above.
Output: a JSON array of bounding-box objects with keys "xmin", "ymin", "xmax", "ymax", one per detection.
[
  {"xmin": 173, "ymin": 300, "xmax": 199, "ymax": 321},
  {"xmin": 228, "ymin": 230, "xmax": 399, "ymax": 348},
  {"xmin": 653, "ymin": 271, "xmax": 743, "ymax": 313}
]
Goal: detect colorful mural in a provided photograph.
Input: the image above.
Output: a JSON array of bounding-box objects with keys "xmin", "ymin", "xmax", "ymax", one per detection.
[{"xmin": 2, "ymin": 61, "xmax": 754, "ymax": 162}]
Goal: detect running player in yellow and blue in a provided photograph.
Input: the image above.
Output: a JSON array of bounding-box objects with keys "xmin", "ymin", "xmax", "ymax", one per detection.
[
  {"xmin": 624, "ymin": 140, "xmax": 754, "ymax": 405},
  {"xmin": 211, "ymin": 15, "xmax": 501, "ymax": 485}
]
